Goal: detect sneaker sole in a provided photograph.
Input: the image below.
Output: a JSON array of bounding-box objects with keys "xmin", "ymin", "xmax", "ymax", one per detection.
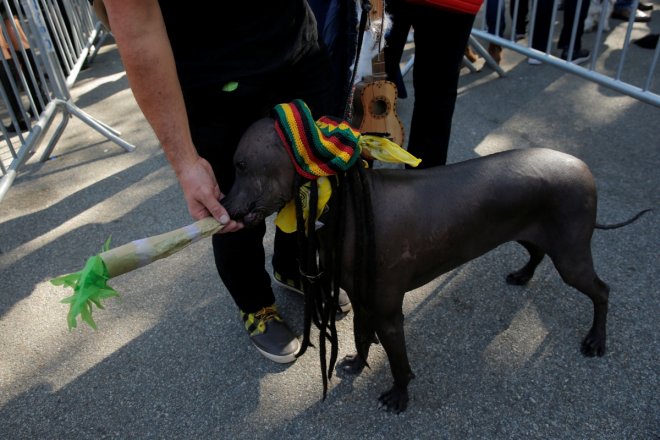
[
  {"xmin": 337, "ymin": 299, "xmax": 352, "ymax": 314},
  {"xmin": 570, "ymin": 56, "xmax": 590, "ymax": 65},
  {"xmin": 561, "ymin": 56, "xmax": 590, "ymax": 65},
  {"xmin": 273, "ymin": 276, "xmax": 352, "ymax": 313},
  {"xmin": 251, "ymin": 338, "xmax": 301, "ymax": 364},
  {"xmin": 273, "ymin": 276, "xmax": 303, "ymax": 295}
]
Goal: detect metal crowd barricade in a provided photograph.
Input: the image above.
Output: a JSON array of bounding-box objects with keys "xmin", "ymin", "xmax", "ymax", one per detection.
[
  {"xmin": 472, "ymin": 0, "xmax": 659, "ymax": 107},
  {"xmin": 0, "ymin": 0, "xmax": 134, "ymax": 203}
]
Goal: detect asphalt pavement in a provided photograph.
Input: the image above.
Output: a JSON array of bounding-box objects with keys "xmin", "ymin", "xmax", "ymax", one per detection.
[{"xmin": 0, "ymin": 20, "xmax": 658, "ymax": 440}]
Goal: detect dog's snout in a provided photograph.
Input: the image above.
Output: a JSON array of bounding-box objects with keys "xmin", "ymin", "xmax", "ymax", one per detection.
[
  {"xmin": 220, "ymin": 193, "xmax": 238, "ymax": 216},
  {"xmin": 220, "ymin": 191, "xmax": 256, "ymax": 221}
]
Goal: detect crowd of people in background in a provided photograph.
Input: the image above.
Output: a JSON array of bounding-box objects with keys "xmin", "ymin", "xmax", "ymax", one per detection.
[{"xmin": 482, "ymin": 0, "xmax": 655, "ymax": 66}]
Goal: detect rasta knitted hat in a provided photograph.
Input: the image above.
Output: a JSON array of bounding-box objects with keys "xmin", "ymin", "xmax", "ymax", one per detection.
[{"xmin": 272, "ymin": 99, "xmax": 361, "ymax": 180}]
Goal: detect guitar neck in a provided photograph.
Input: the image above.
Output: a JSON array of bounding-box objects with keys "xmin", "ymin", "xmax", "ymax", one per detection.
[
  {"xmin": 368, "ymin": 0, "xmax": 387, "ymax": 81},
  {"xmin": 369, "ymin": 0, "xmax": 384, "ymax": 26},
  {"xmin": 371, "ymin": 52, "xmax": 387, "ymax": 81}
]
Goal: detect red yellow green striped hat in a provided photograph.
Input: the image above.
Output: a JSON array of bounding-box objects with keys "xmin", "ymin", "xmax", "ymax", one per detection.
[{"xmin": 272, "ymin": 100, "xmax": 361, "ymax": 180}]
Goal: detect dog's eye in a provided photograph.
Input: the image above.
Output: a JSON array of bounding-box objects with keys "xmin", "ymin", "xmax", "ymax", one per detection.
[{"xmin": 235, "ymin": 161, "xmax": 247, "ymax": 172}]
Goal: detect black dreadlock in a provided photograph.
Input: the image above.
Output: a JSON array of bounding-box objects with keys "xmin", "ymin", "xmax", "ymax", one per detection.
[{"xmin": 294, "ymin": 158, "xmax": 375, "ymax": 400}]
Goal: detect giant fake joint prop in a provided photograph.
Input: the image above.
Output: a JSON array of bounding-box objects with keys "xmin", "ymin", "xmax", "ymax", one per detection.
[
  {"xmin": 52, "ymin": 100, "xmax": 420, "ymax": 330},
  {"xmin": 51, "ymin": 217, "xmax": 225, "ymax": 330}
]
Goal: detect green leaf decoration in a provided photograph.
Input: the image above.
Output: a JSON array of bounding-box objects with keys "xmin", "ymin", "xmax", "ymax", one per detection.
[
  {"xmin": 51, "ymin": 220, "xmax": 223, "ymax": 331},
  {"xmin": 51, "ymin": 252, "xmax": 118, "ymax": 330}
]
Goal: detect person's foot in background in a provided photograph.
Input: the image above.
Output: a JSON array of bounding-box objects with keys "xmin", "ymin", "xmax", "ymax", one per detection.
[{"xmin": 634, "ymin": 33, "xmax": 659, "ymax": 49}]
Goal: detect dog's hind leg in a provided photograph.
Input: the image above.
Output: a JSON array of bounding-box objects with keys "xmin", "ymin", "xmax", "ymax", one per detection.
[
  {"xmin": 550, "ymin": 247, "xmax": 610, "ymax": 357},
  {"xmin": 506, "ymin": 241, "xmax": 546, "ymax": 285}
]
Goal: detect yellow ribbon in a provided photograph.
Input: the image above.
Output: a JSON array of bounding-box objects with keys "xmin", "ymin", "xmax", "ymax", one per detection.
[
  {"xmin": 275, "ymin": 176, "xmax": 332, "ymax": 233},
  {"xmin": 358, "ymin": 135, "xmax": 422, "ymax": 167}
]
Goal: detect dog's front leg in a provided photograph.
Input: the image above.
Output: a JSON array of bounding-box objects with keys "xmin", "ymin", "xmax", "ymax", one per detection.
[
  {"xmin": 339, "ymin": 308, "xmax": 377, "ymax": 374},
  {"xmin": 376, "ymin": 311, "xmax": 415, "ymax": 413}
]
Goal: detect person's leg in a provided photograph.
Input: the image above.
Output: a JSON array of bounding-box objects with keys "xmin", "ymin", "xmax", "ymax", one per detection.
[
  {"xmin": 611, "ymin": 0, "xmax": 651, "ymax": 22},
  {"xmin": 406, "ymin": 6, "xmax": 474, "ymax": 168},
  {"xmin": 486, "ymin": 0, "xmax": 506, "ymax": 37},
  {"xmin": 558, "ymin": 0, "xmax": 590, "ymax": 51},
  {"xmin": 212, "ymin": 223, "xmax": 274, "ymax": 313},
  {"xmin": 520, "ymin": 0, "xmax": 530, "ymax": 35},
  {"xmin": 510, "ymin": 0, "xmax": 529, "ymax": 37},
  {"xmin": 316, "ymin": 0, "xmax": 359, "ymax": 111},
  {"xmin": 187, "ymin": 82, "xmax": 304, "ymax": 363},
  {"xmin": 530, "ymin": 0, "xmax": 553, "ymax": 52},
  {"xmin": 613, "ymin": 0, "xmax": 633, "ymax": 11},
  {"xmin": 0, "ymin": 62, "xmax": 29, "ymax": 131},
  {"xmin": 485, "ymin": 0, "xmax": 507, "ymax": 64},
  {"xmin": 384, "ymin": 0, "xmax": 412, "ymax": 99},
  {"xmin": 22, "ymin": 49, "xmax": 46, "ymax": 116},
  {"xmin": 187, "ymin": 88, "xmax": 277, "ymax": 314}
]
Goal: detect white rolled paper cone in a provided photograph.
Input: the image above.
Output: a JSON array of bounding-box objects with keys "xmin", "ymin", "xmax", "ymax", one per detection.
[{"xmin": 101, "ymin": 217, "xmax": 224, "ymax": 278}]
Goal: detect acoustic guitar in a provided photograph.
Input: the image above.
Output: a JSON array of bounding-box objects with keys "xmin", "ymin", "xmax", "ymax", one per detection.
[{"xmin": 351, "ymin": 0, "xmax": 405, "ymax": 147}]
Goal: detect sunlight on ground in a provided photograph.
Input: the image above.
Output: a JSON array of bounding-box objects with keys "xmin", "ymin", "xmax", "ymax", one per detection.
[
  {"xmin": 1, "ymin": 166, "xmax": 173, "ymax": 267},
  {"xmin": 251, "ymin": 372, "xmax": 312, "ymax": 420},
  {"xmin": 472, "ymin": 72, "xmax": 638, "ymax": 158},
  {"xmin": 74, "ymin": 71, "xmax": 126, "ymax": 97},
  {"xmin": 246, "ymin": 326, "xmax": 388, "ymax": 422},
  {"xmin": 0, "ymin": 279, "xmax": 158, "ymax": 405},
  {"xmin": 544, "ymin": 76, "xmax": 637, "ymax": 123},
  {"xmin": 0, "ymin": 167, "xmax": 175, "ymax": 406},
  {"xmin": 482, "ymin": 301, "xmax": 548, "ymax": 370},
  {"xmin": 474, "ymin": 132, "xmax": 515, "ymax": 156}
]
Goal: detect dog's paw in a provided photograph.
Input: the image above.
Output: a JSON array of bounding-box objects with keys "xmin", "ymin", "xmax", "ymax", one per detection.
[
  {"xmin": 338, "ymin": 352, "xmax": 367, "ymax": 375},
  {"xmin": 581, "ymin": 330, "xmax": 606, "ymax": 357},
  {"xmin": 378, "ymin": 385, "xmax": 409, "ymax": 414}
]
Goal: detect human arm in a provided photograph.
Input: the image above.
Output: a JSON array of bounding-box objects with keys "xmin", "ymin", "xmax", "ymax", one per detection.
[{"xmin": 102, "ymin": 0, "xmax": 241, "ymax": 232}]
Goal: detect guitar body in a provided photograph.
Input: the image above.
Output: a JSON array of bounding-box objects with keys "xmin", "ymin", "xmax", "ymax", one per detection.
[
  {"xmin": 352, "ymin": 78, "xmax": 405, "ymax": 147},
  {"xmin": 351, "ymin": 0, "xmax": 405, "ymax": 146}
]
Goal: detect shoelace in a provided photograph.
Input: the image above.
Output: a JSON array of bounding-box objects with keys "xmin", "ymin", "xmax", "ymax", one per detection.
[
  {"xmin": 242, "ymin": 305, "xmax": 281, "ymax": 335},
  {"xmin": 254, "ymin": 306, "xmax": 279, "ymax": 323}
]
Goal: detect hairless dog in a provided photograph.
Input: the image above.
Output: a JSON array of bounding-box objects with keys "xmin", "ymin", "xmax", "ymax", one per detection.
[{"xmin": 221, "ymin": 118, "xmax": 649, "ymax": 413}]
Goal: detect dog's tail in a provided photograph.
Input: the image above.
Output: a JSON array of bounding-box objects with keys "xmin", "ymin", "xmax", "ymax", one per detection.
[{"xmin": 595, "ymin": 208, "xmax": 652, "ymax": 230}]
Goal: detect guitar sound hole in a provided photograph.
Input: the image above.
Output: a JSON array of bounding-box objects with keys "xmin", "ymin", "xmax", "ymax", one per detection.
[{"xmin": 370, "ymin": 98, "xmax": 389, "ymax": 117}]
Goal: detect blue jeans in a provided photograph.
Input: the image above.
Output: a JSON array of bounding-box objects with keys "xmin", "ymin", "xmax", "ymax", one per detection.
[
  {"xmin": 486, "ymin": 0, "xmax": 507, "ymax": 37},
  {"xmin": 613, "ymin": 0, "xmax": 634, "ymax": 11}
]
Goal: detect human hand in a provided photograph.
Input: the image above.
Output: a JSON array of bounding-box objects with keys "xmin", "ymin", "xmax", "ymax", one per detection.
[{"xmin": 176, "ymin": 157, "xmax": 243, "ymax": 233}]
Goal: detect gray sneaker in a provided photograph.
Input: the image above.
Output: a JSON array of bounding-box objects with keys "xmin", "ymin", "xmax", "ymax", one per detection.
[
  {"xmin": 240, "ymin": 305, "xmax": 300, "ymax": 363},
  {"xmin": 273, "ymin": 271, "xmax": 352, "ymax": 313}
]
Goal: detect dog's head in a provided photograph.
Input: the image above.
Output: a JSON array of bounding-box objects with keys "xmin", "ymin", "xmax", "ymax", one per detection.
[{"xmin": 221, "ymin": 118, "xmax": 297, "ymax": 228}]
